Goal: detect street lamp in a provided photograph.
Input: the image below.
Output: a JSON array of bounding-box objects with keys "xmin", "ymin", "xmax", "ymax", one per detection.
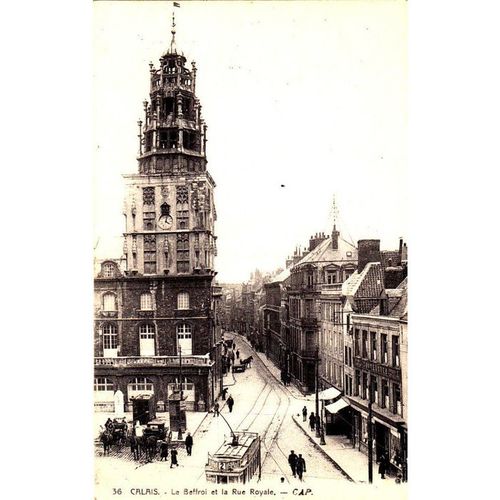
[{"xmin": 314, "ymin": 347, "xmax": 326, "ymax": 445}]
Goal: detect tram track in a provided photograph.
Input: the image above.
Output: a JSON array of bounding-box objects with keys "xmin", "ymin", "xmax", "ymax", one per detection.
[{"xmin": 226, "ymin": 333, "xmax": 292, "ymax": 481}]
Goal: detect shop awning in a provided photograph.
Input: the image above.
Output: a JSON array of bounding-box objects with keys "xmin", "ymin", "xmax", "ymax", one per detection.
[
  {"xmin": 325, "ymin": 398, "xmax": 349, "ymax": 414},
  {"xmin": 318, "ymin": 387, "xmax": 341, "ymax": 400}
]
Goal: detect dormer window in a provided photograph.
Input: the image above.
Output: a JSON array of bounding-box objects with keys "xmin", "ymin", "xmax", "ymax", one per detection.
[
  {"xmin": 102, "ymin": 262, "xmax": 117, "ymax": 278},
  {"xmin": 326, "ymin": 270, "xmax": 337, "ymax": 284}
]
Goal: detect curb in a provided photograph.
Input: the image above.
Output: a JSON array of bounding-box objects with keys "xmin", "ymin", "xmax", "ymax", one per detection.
[{"xmin": 291, "ymin": 415, "xmax": 355, "ymax": 483}]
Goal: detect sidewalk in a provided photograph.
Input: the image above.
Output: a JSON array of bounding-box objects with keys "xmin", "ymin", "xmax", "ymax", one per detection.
[
  {"xmin": 292, "ymin": 402, "xmax": 400, "ymax": 485},
  {"xmin": 229, "ymin": 332, "xmax": 400, "ymax": 486}
]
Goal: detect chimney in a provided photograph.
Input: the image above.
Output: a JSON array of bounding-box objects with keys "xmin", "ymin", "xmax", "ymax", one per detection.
[
  {"xmin": 357, "ymin": 239, "xmax": 381, "ymax": 273},
  {"xmin": 380, "ymin": 290, "xmax": 389, "ymax": 316},
  {"xmin": 398, "ymin": 237, "xmax": 403, "ymax": 265},
  {"xmin": 332, "ymin": 224, "xmax": 340, "ymax": 250},
  {"xmin": 309, "ymin": 232, "xmax": 328, "ymax": 251}
]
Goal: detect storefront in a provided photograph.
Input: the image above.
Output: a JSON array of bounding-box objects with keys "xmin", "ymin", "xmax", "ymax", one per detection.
[{"xmin": 348, "ymin": 398, "xmax": 407, "ymax": 479}]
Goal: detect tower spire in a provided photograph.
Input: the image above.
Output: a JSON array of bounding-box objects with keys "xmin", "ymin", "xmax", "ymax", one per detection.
[
  {"xmin": 332, "ymin": 194, "xmax": 339, "ymax": 230},
  {"xmin": 169, "ymin": 9, "xmax": 177, "ymax": 54},
  {"xmin": 331, "ymin": 194, "xmax": 340, "ymax": 250},
  {"xmin": 168, "ymin": 2, "xmax": 181, "ymax": 54}
]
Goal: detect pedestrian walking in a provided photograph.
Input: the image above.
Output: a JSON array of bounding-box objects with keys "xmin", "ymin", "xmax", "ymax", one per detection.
[
  {"xmin": 159, "ymin": 440, "xmax": 169, "ymax": 461},
  {"xmin": 170, "ymin": 448, "xmax": 179, "ymax": 468},
  {"xmin": 222, "ymin": 387, "xmax": 228, "ymax": 400},
  {"xmin": 236, "ymin": 349, "xmax": 240, "ymax": 359},
  {"xmin": 213, "ymin": 402, "xmax": 220, "ymax": 417},
  {"xmin": 288, "ymin": 450, "xmax": 298, "ymax": 477},
  {"xmin": 227, "ymin": 395, "xmax": 234, "ymax": 413},
  {"xmin": 302, "ymin": 406, "xmax": 307, "ymax": 422},
  {"xmin": 185, "ymin": 432, "xmax": 193, "ymax": 456},
  {"xmin": 378, "ymin": 454, "xmax": 388, "ymax": 479},
  {"xmin": 309, "ymin": 412, "xmax": 316, "ymax": 432},
  {"xmin": 296, "ymin": 454, "xmax": 306, "ymax": 481}
]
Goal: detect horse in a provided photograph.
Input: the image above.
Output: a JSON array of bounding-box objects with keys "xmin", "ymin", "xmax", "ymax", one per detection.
[
  {"xmin": 100, "ymin": 430, "xmax": 114, "ymax": 456},
  {"xmin": 112, "ymin": 423, "xmax": 128, "ymax": 447},
  {"xmin": 143, "ymin": 435, "xmax": 158, "ymax": 462},
  {"xmin": 241, "ymin": 355, "xmax": 253, "ymax": 368},
  {"xmin": 129, "ymin": 434, "xmax": 142, "ymax": 461}
]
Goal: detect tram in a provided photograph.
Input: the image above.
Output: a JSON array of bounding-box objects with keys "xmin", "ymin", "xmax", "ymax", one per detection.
[{"xmin": 205, "ymin": 431, "xmax": 261, "ymax": 484}]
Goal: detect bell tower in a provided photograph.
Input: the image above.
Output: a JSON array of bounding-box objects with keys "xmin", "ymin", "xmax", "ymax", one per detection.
[{"xmin": 122, "ymin": 13, "xmax": 217, "ymax": 276}]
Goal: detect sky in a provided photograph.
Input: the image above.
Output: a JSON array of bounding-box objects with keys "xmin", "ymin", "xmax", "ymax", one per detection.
[{"xmin": 93, "ymin": 0, "xmax": 407, "ymax": 283}]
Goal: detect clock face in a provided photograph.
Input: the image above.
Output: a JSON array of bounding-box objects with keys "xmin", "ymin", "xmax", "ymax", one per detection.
[{"xmin": 158, "ymin": 215, "xmax": 173, "ymax": 230}]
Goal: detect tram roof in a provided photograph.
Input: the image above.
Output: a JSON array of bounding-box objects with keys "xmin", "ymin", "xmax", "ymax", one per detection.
[{"xmin": 213, "ymin": 432, "xmax": 258, "ymax": 459}]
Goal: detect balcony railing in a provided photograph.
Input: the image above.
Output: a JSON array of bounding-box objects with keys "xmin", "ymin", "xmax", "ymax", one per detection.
[
  {"xmin": 320, "ymin": 283, "xmax": 343, "ymax": 291},
  {"xmin": 300, "ymin": 317, "xmax": 318, "ymax": 328},
  {"xmin": 95, "ymin": 355, "xmax": 213, "ymax": 368}
]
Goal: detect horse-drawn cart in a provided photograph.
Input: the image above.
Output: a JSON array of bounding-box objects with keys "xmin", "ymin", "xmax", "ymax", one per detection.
[
  {"xmin": 144, "ymin": 421, "xmax": 171, "ymax": 441},
  {"xmin": 232, "ymin": 363, "xmax": 246, "ymax": 373}
]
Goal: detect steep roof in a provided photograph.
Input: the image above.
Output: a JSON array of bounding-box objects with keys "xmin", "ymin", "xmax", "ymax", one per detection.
[
  {"xmin": 269, "ymin": 267, "xmax": 291, "ymax": 284},
  {"xmin": 295, "ymin": 236, "xmax": 357, "ymax": 267},
  {"xmin": 369, "ymin": 280, "xmax": 408, "ymax": 319},
  {"xmin": 342, "ymin": 262, "xmax": 385, "ymax": 314}
]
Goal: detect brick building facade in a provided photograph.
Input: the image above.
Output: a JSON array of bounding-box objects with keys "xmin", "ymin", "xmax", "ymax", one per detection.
[{"xmin": 94, "ymin": 25, "xmax": 222, "ymax": 413}]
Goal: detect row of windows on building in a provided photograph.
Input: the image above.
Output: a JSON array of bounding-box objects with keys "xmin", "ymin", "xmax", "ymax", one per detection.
[
  {"xmin": 291, "ymin": 267, "xmax": 355, "ymax": 288},
  {"xmin": 100, "ymin": 323, "xmax": 193, "ymax": 355},
  {"xmin": 320, "ymin": 328, "xmax": 343, "ymax": 355},
  {"xmin": 323, "ymin": 357, "xmax": 343, "ymax": 387},
  {"xmin": 94, "ymin": 377, "xmax": 194, "ymax": 392},
  {"xmin": 101, "ymin": 291, "xmax": 190, "ymax": 312},
  {"xmin": 350, "ymin": 371, "xmax": 403, "ymax": 417},
  {"xmin": 94, "ymin": 377, "xmax": 195, "ymax": 401},
  {"xmin": 320, "ymin": 302, "xmax": 343, "ymax": 324},
  {"xmin": 289, "ymin": 298, "xmax": 345, "ymax": 325},
  {"xmin": 126, "ymin": 245, "xmax": 210, "ymax": 275},
  {"xmin": 354, "ymin": 329, "xmax": 400, "ymax": 368}
]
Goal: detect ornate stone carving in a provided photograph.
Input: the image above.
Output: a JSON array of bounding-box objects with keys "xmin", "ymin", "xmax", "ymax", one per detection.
[
  {"xmin": 176, "ymin": 185, "xmax": 188, "ymax": 204},
  {"xmin": 143, "ymin": 187, "xmax": 155, "ymax": 205}
]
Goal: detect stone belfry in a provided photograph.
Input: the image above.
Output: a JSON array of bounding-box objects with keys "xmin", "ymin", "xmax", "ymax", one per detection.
[{"xmin": 123, "ymin": 13, "xmax": 217, "ymax": 276}]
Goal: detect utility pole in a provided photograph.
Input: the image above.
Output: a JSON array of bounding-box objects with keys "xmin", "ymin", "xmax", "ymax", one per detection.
[
  {"xmin": 315, "ymin": 348, "xmax": 320, "ymax": 438},
  {"xmin": 368, "ymin": 376, "xmax": 373, "ymax": 483},
  {"xmin": 178, "ymin": 346, "xmax": 183, "ymax": 441}
]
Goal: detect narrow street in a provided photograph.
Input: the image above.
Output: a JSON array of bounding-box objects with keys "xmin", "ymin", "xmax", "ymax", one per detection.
[
  {"xmin": 95, "ymin": 333, "xmax": 347, "ymax": 496},
  {"xmin": 225, "ymin": 333, "xmax": 347, "ymax": 485}
]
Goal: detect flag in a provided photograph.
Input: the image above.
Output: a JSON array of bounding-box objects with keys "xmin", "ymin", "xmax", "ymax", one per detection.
[{"xmin": 173, "ymin": 2, "xmax": 180, "ymax": 7}]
